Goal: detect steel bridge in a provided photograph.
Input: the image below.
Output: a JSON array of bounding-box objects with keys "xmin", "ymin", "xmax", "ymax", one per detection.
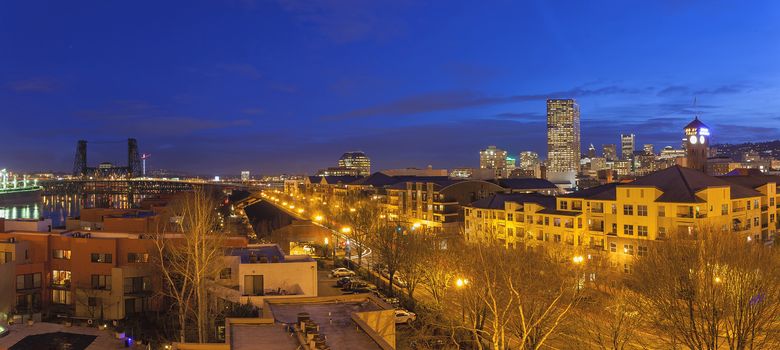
[{"xmin": 41, "ymin": 179, "xmax": 246, "ymax": 197}]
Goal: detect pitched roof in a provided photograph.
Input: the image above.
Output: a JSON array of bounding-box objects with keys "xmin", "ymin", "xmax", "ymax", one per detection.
[
  {"xmin": 562, "ymin": 182, "xmax": 619, "ymax": 200},
  {"xmin": 468, "ymin": 193, "xmax": 555, "ymax": 210},
  {"xmin": 684, "ymin": 116, "xmax": 709, "ymax": 130},
  {"xmin": 718, "ymin": 174, "xmax": 780, "ymax": 190},
  {"xmin": 350, "ymin": 173, "xmax": 451, "ymax": 188},
  {"xmin": 494, "ymin": 178, "xmax": 558, "ymax": 190},
  {"xmin": 564, "ymin": 166, "xmax": 761, "ymax": 203},
  {"xmin": 626, "ymin": 166, "xmax": 759, "ymax": 202},
  {"xmin": 319, "ymin": 176, "xmax": 362, "ymax": 185}
]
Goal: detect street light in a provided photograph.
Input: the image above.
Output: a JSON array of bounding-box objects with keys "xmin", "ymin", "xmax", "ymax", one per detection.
[
  {"xmin": 455, "ymin": 277, "xmax": 469, "ymax": 322},
  {"xmin": 341, "ymin": 227, "xmax": 351, "ymax": 234},
  {"xmin": 572, "ymin": 255, "xmax": 585, "ymax": 292},
  {"xmin": 314, "ymin": 215, "xmax": 323, "ymax": 222},
  {"xmin": 324, "ymin": 237, "xmax": 329, "ymax": 258}
]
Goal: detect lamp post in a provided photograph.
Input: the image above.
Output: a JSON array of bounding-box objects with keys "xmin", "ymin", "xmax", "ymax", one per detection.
[
  {"xmin": 455, "ymin": 278, "xmax": 469, "ymax": 322},
  {"xmin": 324, "ymin": 237, "xmax": 329, "ymax": 259},
  {"xmin": 572, "ymin": 255, "xmax": 584, "ymax": 292}
]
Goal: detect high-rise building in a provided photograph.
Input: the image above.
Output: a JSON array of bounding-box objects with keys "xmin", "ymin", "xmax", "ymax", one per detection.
[
  {"xmin": 241, "ymin": 170, "xmax": 250, "ymax": 181},
  {"xmin": 480, "ymin": 146, "xmax": 508, "ymax": 178},
  {"xmin": 602, "ymin": 144, "xmax": 617, "ymax": 161},
  {"xmin": 684, "ymin": 117, "xmax": 710, "ymax": 172},
  {"xmin": 587, "ymin": 144, "xmax": 597, "ymax": 158},
  {"xmin": 546, "ymin": 99, "xmax": 581, "ymax": 184},
  {"xmin": 621, "ymin": 134, "xmax": 635, "ymax": 160},
  {"xmin": 506, "ymin": 156, "xmax": 517, "ymax": 173},
  {"xmin": 338, "ymin": 151, "xmax": 371, "ymax": 176},
  {"xmin": 519, "ymin": 151, "xmax": 540, "ymax": 170},
  {"xmin": 643, "ymin": 144, "xmax": 654, "ymax": 156}
]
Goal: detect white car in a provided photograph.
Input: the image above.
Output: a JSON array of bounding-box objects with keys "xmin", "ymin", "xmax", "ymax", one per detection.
[
  {"xmin": 394, "ymin": 309, "xmax": 417, "ymax": 324},
  {"xmin": 393, "ymin": 274, "xmax": 408, "ymax": 288},
  {"xmin": 330, "ymin": 268, "xmax": 356, "ymax": 278}
]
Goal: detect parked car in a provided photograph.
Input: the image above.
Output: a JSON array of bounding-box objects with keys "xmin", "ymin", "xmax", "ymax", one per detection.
[
  {"xmin": 330, "ymin": 268, "xmax": 355, "ymax": 278},
  {"xmin": 342, "ymin": 287, "xmax": 373, "ymax": 295},
  {"xmin": 394, "ymin": 309, "xmax": 417, "ymax": 324},
  {"xmin": 335, "ymin": 276, "xmax": 353, "ymax": 287},
  {"xmin": 392, "ymin": 274, "xmax": 408, "ymax": 288},
  {"xmin": 383, "ymin": 297, "xmax": 400, "ymax": 307},
  {"xmin": 341, "ymin": 281, "xmax": 377, "ymax": 292}
]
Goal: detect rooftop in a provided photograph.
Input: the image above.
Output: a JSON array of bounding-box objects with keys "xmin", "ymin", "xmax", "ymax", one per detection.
[
  {"xmin": 227, "ymin": 245, "xmax": 313, "ymax": 264},
  {"xmin": 230, "ymin": 323, "xmax": 299, "ymax": 350},
  {"xmin": 267, "ymin": 299, "xmax": 385, "ymax": 350},
  {"xmin": 564, "ymin": 166, "xmax": 761, "ymax": 203},
  {"xmin": 469, "ymin": 193, "xmax": 555, "ymax": 210}
]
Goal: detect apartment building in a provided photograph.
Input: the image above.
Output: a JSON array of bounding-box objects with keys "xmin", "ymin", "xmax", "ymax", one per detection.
[
  {"xmin": 0, "ymin": 230, "xmax": 159, "ymax": 321},
  {"xmin": 0, "ymin": 228, "xmax": 251, "ymax": 322},
  {"xmin": 464, "ymin": 166, "xmax": 777, "ymax": 272},
  {"xmin": 284, "ymin": 172, "xmax": 560, "ymax": 235}
]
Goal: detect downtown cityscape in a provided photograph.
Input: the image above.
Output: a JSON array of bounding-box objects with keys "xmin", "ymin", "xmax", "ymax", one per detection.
[{"xmin": 2, "ymin": 1, "xmax": 780, "ymax": 350}]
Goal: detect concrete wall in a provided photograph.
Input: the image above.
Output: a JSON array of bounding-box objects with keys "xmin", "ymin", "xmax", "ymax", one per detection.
[
  {"xmin": 237, "ymin": 260, "xmax": 317, "ymax": 299},
  {"xmin": 352, "ymin": 309, "xmax": 396, "ymax": 350},
  {"xmin": 3, "ymin": 219, "xmax": 52, "ymax": 232}
]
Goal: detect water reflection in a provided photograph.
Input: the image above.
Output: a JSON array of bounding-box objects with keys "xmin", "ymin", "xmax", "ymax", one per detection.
[{"xmin": 0, "ymin": 194, "xmax": 141, "ymax": 228}]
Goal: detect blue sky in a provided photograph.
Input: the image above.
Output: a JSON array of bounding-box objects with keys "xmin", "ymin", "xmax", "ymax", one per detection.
[{"xmin": 1, "ymin": 0, "xmax": 779, "ymax": 175}]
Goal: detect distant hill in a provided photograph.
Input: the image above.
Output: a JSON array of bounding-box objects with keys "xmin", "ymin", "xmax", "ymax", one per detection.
[{"xmin": 714, "ymin": 140, "xmax": 780, "ymax": 160}]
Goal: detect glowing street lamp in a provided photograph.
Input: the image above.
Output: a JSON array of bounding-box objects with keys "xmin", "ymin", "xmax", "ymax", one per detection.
[
  {"xmin": 341, "ymin": 227, "xmax": 351, "ymax": 234},
  {"xmin": 572, "ymin": 255, "xmax": 584, "ymax": 264},
  {"xmin": 314, "ymin": 215, "xmax": 323, "ymax": 222},
  {"xmin": 455, "ymin": 277, "xmax": 469, "ymax": 321}
]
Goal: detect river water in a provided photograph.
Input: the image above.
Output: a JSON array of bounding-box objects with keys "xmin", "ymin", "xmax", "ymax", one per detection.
[{"xmin": 0, "ymin": 194, "xmax": 138, "ymax": 228}]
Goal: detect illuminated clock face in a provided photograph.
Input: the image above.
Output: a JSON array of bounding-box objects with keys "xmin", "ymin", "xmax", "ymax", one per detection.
[
  {"xmin": 699, "ymin": 135, "xmax": 705, "ymax": 144},
  {"xmin": 689, "ymin": 135, "xmax": 698, "ymax": 144}
]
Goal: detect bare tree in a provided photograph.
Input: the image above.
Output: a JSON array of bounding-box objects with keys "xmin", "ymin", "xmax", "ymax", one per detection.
[
  {"xmin": 579, "ymin": 288, "xmax": 647, "ymax": 350},
  {"xmin": 420, "ymin": 238, "xmax": 459, "ymax": 308},
  {"xmin": 338, "ymin": 193, "xmax": 380, "ymax": 266},
  {"xmin": 456, "ymin": 241, "xmax": 578, "ymax": 350},
  {"xmin": 370, "ymin": 221, "xmax": 406, "ymax": 296},
  {"xmin": 629, "ymin": 228, "xmax": 780, "ymax": 350},
  {"xmin": 153, "ymin": 188, "xmax": 226, "ymax": 343},
  {"xmin": 397, "ymin": 233, "xmax": 433, "ymax": 305}
]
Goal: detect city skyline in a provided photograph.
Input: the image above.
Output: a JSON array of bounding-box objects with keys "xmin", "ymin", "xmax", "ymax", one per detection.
[{"xmin": 2, "ymin": 1, "xmax": 780, "ymax": 174}]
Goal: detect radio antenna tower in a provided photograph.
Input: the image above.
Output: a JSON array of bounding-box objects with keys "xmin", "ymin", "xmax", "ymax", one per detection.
[{"xmin": 141, "ymin": 153, "xmax": 151, "ymax": 177}]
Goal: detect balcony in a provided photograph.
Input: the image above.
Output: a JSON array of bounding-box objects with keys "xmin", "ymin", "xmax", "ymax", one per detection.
[
  {"xmin": 50, "ymin": 281, "xmax": 71, "ymax": 289},
  {"xmin": 590, "ymin": 208, "xmax": 604, "ymax": 214}
]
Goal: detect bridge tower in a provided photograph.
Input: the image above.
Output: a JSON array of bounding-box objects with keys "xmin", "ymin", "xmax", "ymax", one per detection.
[
  {"xmin": 73, "ymin": 140, "xmax": 87, "ymax": 177},
  {"xmin": 128, "ymin": 138, "xmax": 142, "ymax": 178}
]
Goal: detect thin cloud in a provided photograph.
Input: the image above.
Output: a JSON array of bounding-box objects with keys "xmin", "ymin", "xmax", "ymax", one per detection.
[
  {"xmin": 6, "ymin": 78, "xmax": 61, "ymax": 92},
  {"xmin": 216, "ymin": 63, "xmax": 263, "ymax": 79},
  {"xmin": 324, "ymin": 85, "xmax": 643, "ymax": 120}
]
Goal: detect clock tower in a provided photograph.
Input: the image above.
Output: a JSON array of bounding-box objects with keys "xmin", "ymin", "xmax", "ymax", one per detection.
[{"xmin": 683, "ymin": 116, "xmax": 709, "ymax": 172}]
